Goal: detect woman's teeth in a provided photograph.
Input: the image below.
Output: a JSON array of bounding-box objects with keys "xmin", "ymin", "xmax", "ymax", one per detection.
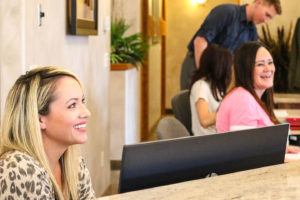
[
  {"xmin": 74, "ymin": 124, "xmax": 86, "ymax": 129},
  {"xmin": 261, "ymin": 73, "xmax": 273, "ymax": 79}
]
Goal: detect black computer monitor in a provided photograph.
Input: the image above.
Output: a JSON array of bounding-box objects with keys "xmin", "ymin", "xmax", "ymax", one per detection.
[{"xmin": 119, "ymin": 124, "xmax": 289, "ymax": 193}]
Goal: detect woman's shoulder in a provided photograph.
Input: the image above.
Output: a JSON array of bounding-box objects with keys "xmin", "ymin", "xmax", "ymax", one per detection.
[
  {"xmin": 191, "ymin": 79, "xmax": 209, "ymax": 91},
  {"xmin": 220, "ymin": 87, "xmax": 256, "ymax": 109},
  {"xmin": 1, "ymin": 150, "xmax": 44, "ymax": 168},
  {"xmin": 78, "ymin": 156, "xmax": 96, "ymax": 199},
  {"xmin": 226, "ymin": 87, "xmax": 255, "ymax": 101},
  {"xmin": 0, "ymin": 150, "xmax": 54, "ymax": 198},
  {"xmin": 194, "ymin": 78, "xmax": 209, "ymax": 86},
  {"xmin": 191, "ymin": 79, "xmax": 211, "ymax": 98},
  {"xmin": 1, "ymin": 150, "xmax": 42, "ymax": 169}
]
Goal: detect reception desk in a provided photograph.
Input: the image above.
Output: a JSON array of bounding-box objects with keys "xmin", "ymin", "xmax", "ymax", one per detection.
[
  {"xmin": 98, "ymin": 161, "xmax": 300, "ymax": 199},
  {"xmin": 274, "ymin": 93, "xmax": 300, "ymax": 109}
]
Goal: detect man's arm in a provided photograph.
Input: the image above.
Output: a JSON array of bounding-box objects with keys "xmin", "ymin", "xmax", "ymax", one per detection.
[{"xmin": 193, "ymin": 36, "xmax": 208, "ymax": 69}]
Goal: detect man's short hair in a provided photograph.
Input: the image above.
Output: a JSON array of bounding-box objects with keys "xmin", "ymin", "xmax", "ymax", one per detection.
[{"xmin": 263, "ymin": 0, "xmax": 282, "ymax": 15}]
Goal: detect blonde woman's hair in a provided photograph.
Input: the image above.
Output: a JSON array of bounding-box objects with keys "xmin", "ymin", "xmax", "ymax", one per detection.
[{"xmin": 0, "ymin": 66, "xmax": 82, "ymax": 199}]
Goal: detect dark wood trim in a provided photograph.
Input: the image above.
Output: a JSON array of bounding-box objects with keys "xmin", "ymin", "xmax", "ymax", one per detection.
[
  {"xmin": 161, "ymin": 0, "xmax": 166, "ymax": 115},
  {"xmin": 275, "ymin": 103, "xmax": 300, "ymax": 109},
  {"xmin": 110, "ymin": 63, "xmax": 135, "ymax": 71},
  {"xmin": 141, "ymin": 0, "xmax": 149, "ymax": 141},
  {"xmin": 110, "ymin": 160, "xmax": 121, "ymax": 170},
  {"xmin": 101, "ymin": 185, "xmax": 112, "ymax": 197},
  {"xmin": 165, "ymin": 108, "xmax": 173, "ymax": 115}
]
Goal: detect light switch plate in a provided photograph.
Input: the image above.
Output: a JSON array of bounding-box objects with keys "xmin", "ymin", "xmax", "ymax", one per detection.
[
  {"xmin": 37, "ymin": 3, "xmax": 45, "ymax": 27},
  {"xmin": 103, "ymin": 16, "xmax": 110, "ymax": 33}
]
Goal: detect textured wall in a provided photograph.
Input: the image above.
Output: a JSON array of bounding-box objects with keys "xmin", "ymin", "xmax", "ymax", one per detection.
[
  {"xmin": 148, "ymin": 43, "xmax": 162, "ymax": 132},
  {"xmin": 110, "ymin": 68, "xmax": 140, "ymax": 160},
  {"xmin": 0, "ymin": 0, "xmax": 110, "ymax": 196},
  {"xmin": 112, "ymin": 0, "xmax": 142, "ymax": 34},
  {"xmin": 147, "ymin": 0, "xmax": 163, "ymax": 132}
]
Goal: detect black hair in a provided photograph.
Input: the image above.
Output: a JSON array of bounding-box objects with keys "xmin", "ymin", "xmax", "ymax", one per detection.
[{"xmin": 190, "ymin": 44, "xmax": 233, "ymax": 102}]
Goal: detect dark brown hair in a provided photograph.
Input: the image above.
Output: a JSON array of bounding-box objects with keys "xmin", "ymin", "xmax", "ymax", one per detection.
[
  {"xmin": 234, "ymin": 41, "xmax": 278, "ymax": 124},
  {"xmin": 190, "ymin": 44, "xmax": 233, "ymax": 102}
]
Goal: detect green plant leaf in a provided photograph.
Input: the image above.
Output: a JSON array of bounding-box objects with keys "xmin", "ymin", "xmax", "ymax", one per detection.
[{"xmin": 111, "ymin": 18, "xmax": 148, "ymax": 65}]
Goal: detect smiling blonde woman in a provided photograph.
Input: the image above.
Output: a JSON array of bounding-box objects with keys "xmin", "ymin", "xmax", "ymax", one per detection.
[{"xmin": 0, "ymin": 66, "xmax": 95, "ymax": 199}]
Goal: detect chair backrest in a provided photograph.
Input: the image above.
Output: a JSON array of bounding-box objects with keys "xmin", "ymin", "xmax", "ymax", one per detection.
[
  {"xmin": 156, "ymin": 116, "xmax": 190, "ymax": 140},
  {"xmin": 171, "ymin": 90, "xmax": 192, "ymax": 135}
]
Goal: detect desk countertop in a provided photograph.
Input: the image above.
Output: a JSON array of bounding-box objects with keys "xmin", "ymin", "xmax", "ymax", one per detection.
[
  {"xmin": 97, "ymin": 161, "xmax": 300, "ymax": 200},
  {"xmin": 274, "ymin": 93, "xmax": 300, "ymax": 104}
]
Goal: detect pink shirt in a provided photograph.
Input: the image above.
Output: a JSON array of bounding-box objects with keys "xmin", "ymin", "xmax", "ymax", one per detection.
[{"xmin": 216, "ymin": 87, "xmax": 274, "ymax": 133}]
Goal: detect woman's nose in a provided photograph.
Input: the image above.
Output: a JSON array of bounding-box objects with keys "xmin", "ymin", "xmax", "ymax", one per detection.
[
  {"xmin": 80, "ymin": 104, "xmax": 91, "ymax": 118},
  {"xmin": 264, "ymin": 64, "xmax": 274, "ymax": 71}
]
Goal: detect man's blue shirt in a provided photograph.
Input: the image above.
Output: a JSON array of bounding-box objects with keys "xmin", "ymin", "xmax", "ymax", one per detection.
[{"xmin": 188, "ymin": 4, "xmax": 258, "ymax": 53}]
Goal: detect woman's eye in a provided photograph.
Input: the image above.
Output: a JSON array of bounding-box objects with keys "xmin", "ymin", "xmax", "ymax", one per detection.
[
  {"xmin": 68, "ymin": 103, "xmax": 76, "ymax": 109},
  {"xmin": 82, "ymin": 98, "xmax": 86, "ymax": 104}
]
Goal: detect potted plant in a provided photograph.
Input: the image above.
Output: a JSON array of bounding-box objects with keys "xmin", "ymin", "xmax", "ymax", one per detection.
[
  {"xmin": 259, "ymin": 23, "xmax": 293, "ymax": 92},
  {"xmin": 109, "ymin": 19, "xmax": 148, "ymax": 160},
  {"xmin": 110, "ymin": 18, "xmax": 148, "ymax": 67}
]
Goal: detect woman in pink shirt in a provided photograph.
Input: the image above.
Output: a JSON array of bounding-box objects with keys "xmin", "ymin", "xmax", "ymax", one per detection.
[
  {"xmin": 216, "ymin": 42, "xmax": 278, "ymax": 133},
  {"xmin": 216, "ymin": 41, "xmax": 300, "ymax": 155}
]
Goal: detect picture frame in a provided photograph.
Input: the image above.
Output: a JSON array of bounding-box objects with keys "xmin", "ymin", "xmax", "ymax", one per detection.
[{"xmin": 67, "ymin": 0, "xmax": 98, "ymax": 35}]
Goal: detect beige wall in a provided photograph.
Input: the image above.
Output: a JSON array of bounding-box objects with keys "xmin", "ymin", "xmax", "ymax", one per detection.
[
  {"xmin": 112, "ymin": 0, "xmax": 141, "ymax": 34},
  {"xmin": 148, "ymin": 43, "xmax": 162, "ymax": 132},
  {"xmin": 109, "ymin": 68, "xmax": 140, "ymax": 160},
  {"xmin": 0, "ymin": 0, "xmax": 110, "ymax": 196},
  {"xmin": 147, "ymin": 0, "xmax": 163, "ymax": 132},
  {"xmin": 166, "ymin": 0, "xmax": 238, "ymax": 109}
]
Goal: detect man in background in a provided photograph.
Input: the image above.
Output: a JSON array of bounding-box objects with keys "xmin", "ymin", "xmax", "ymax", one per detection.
[{"xmin": 180, "ymin": 0, "xmax": 281, "ymax": 90}]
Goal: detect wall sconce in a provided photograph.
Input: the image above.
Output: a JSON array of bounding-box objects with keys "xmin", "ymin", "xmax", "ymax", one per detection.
[{"xmin": 191, "ymin": 0, "xmax": 208, "ymax": 5}]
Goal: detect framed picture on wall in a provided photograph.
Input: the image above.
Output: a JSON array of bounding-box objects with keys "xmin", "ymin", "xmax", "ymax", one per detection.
[{"xmin": 67, "ymin": 0, "xmax": 98, "ymax": 35}]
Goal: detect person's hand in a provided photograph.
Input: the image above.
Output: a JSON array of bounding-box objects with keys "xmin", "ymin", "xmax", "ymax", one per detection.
[
  {"xmin": 285, "ymin": 146, "xmax": 300, "ymax": 163},
  {"xmin": 286, "ymin": 145, "xmax": 300, "ymax": 154}
]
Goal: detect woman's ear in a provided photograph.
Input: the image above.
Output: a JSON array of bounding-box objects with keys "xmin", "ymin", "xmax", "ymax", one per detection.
[{"xmin": 39, "ymin": 115, "xmax": 47, "ymax": 130}]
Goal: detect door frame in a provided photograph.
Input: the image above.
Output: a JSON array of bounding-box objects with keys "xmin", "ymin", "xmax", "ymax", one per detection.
[{"xmin": 140, "ymin": 0, "xmax": 166, "ymax": 140}]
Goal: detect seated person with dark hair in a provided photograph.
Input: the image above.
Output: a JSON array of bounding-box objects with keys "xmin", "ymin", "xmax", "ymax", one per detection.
[{"xmin": 190, "ymin": 44, "xmax": 232, "ymax": 136}]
